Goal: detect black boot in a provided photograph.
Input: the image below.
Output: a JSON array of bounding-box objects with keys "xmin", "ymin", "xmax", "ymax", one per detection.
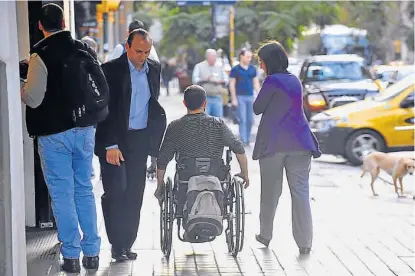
[
  {"xmin": 125, "ymin": 248, "xmax": 138, "ymax": 260},
  {"xmin": 62, "ymin": 258, "xmax": 80, "ymax": 273},
  {"xmin": 111, "ymin": 248, "xmax": 128, "ymax": 262},
  {"xmin": 82, "ymin": 256, "xmax": 99, "ymax": 270}
]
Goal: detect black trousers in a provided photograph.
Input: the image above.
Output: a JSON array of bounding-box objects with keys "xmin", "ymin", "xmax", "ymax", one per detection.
[{"xmin": 100, "ymin": 129, "xmax": 149, "ymax": 250}]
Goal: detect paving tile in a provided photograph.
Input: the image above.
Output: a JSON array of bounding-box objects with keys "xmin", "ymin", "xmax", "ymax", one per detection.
[{"xmin": 29, "ymin": 89, "xmax": 415, "ymax": 276}]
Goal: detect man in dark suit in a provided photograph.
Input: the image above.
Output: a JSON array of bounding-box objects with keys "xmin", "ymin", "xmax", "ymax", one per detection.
[{"xmin": 95, "ymin": 29, "xmax": 166, "ymax": 262}]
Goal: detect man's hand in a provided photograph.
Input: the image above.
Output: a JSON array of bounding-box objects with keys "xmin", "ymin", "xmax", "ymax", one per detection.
[
  {"xmin": 106, "ymin": 148, "xmax": 124, "ymax": 166},
  {"xmin": 231, "ymin": 98, "xmax": 238, "ymax": 107},
  {"xmin": 235, "ymin": 172, "xmax": 249, "ymax": 188},
  {"xmin": 154, "ymin": 182, "xmax": 164, "ymax": 204}
]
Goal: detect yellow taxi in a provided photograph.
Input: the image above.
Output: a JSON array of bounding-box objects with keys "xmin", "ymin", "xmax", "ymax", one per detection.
[{"xmin": 310, "ymin": 74, "xmax": 414, "ymax": 165}]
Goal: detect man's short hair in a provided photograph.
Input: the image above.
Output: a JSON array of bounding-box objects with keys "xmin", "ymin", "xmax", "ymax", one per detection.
[
  {"xmin": 126, "ymin": 28, "xmax": 152, "ymax": 47},
  {"xmin": 128, "ymin": 20, "xmax": 146, "ymax": 33},
  {"xmin": 184, "ymin": 85, "xmax": 207, "ymax": 111},
  {"xmin": 40, "ymin": 3, "xmax": 64, "ymax": 32}
]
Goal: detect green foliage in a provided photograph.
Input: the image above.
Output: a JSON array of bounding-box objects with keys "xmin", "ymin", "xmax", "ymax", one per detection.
[{"xmin": 141, "ymin": 1, "xmax": 413, "ymax": 60}]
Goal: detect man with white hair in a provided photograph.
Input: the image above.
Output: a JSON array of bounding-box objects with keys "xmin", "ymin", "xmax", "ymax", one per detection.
[
  {"xmin": 192, "ymin": 49, "xmax": 228, "ymax": 117},
  {"xmin": 81, "ymin": 36, "xmax": 98, "ymax": 53}
]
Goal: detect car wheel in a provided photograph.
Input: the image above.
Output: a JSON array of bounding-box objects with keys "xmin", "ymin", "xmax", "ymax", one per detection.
[{"xmin": 345, "ymin": 129, "xmax": 386, "ymax": 166}]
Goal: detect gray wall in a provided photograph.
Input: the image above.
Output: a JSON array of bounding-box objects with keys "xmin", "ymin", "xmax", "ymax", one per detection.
[{"xmin": 0, "ymin": 1, "xmax": 28, "ymax": 276}]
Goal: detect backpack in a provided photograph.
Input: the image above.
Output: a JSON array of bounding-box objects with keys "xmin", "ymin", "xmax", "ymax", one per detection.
[
  {"xmin": 183, "ymin": 175, "xmax": 224, "ymax": 238},
  {"xmin": 62, "ymin": 41, "xmax": 109, "ymax": 127}
]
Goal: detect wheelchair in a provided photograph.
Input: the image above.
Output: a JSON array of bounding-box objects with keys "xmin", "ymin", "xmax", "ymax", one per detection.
[{"xmin": 160, "ymin": 149, "xmax": 245, "ymax": 259}]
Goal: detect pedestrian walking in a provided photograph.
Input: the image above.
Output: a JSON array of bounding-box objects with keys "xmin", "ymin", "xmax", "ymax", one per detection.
[
  {"xmin": 20, "ymin": 3, "xmax": 105, "ymax": 273},
  {"xmin": 192, "ymin": 49, "xmax": 228, "ymax": 117},
  {"xmin": 229, "ymin": 48, "xmax": 260, "ymax": 146},
  {"xmin": 95, "ymin": 28, "xmax": 166, "ymax": 262},
  {"xmin": 252, "ymin": 41, "xmax": 321, "ymax": 254}
]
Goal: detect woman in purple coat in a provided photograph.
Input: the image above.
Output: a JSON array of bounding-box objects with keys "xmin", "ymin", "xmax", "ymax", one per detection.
[{"xmin": 253, "ymin": 41, "xmax": 321, "ymax": 254}]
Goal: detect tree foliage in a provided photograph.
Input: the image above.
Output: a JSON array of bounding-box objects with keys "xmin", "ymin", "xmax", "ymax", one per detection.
[{"xmin": 135, "ymin": 1, "xmax": 413, "ymax": 63}]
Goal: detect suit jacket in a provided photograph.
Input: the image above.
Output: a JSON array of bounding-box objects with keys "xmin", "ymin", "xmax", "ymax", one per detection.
[
  {"xmin": 252, "ymin": 73, "xmax": 321, "ymax": 160},
  {"xmin": 95, "ymin": 53, "xmax": 167, "ymax": 158}
]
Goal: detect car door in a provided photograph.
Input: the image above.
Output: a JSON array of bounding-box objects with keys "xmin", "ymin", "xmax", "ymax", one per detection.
[{"xmin": 394, "ymin": 89, "xmax": 414, "ymax": 147}]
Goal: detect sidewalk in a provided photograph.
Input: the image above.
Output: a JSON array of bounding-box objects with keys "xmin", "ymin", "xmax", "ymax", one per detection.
[{"xmin": 28, "ymin": 88, "xmax": 414, "ymax": 276}]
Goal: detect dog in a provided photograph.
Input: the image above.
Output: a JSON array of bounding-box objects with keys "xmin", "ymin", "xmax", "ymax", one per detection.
[{"xmin": 361, "ymin": 151, "xmax": 415, "ymax": 197}]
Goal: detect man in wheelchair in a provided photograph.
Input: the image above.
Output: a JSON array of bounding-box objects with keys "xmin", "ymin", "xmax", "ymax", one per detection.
[{"xmin": 155, "ymin": 85, "xmax": 249, "ymax": 242}]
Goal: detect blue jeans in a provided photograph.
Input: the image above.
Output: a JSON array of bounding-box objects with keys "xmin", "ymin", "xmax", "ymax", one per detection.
[
  {"xmin": 206, "ymin": 96, "xmax": 223, "ymax": 117},
  {"xmin": 237, "ymin": 95, "xmax": 254, "ymax": 144},
  {"xmin": 38, "ymin": 127, "xmax": 101, "ymax": 259}
]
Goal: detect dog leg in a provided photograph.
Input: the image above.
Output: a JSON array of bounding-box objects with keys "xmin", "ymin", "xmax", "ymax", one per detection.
[
  {"xmin": 398, "ymin": 177, "xmax": 405, "ymax": 198},
  {"xmin": 392, "ymin": 176, "xmax": 400, "ymax": 198},
  {"xmin": 370, "ymin": 168, "xmax": 380, "ymax": 196}
]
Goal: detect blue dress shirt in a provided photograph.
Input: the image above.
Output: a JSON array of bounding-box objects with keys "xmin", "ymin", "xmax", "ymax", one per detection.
[
  {"xmin": 128, "ymin": 59, "xmax": 151, "ymax": 130},
  {"xmin": 106, "ymin": 60, "xmax": 151, "ymax": 150}
]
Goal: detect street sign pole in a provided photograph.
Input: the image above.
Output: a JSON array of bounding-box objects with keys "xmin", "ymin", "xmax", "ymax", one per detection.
[
  {"xmin": 229, "ymin": 5, "xmax": 234, "ymax": 66},
  {"xmin": 103, "ymin": 0, "xmax": 109, "ymax": 60}
]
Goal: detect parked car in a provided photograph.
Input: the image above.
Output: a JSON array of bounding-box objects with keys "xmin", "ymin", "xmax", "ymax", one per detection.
[
  {"xmin": 373, "ymin": 64, "xmax": 414, "ymax": 90},
  {"xmin": 384, "ymin": 65, "xmax": 414, "ymax": 87},
  {"xmin": 299, "ymin": 54, "xmax": 379, "ymax": 119},
  {"xmin": 309, "ymin": 74, "xmax": 414, "ymax": 165}
]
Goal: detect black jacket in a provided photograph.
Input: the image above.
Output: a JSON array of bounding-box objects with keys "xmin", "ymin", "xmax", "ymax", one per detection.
[
  {"xmin": 94, "ymin": 54, "xmax": 167, "ymax": 158},
  {"xmin": 26, "ymin": 31, "xmax": 96, "ymax": 136}
]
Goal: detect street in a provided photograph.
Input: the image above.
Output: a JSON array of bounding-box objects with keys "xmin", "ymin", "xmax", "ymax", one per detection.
[{"xmin": 37, "ymin": 88, "xmax": 414, "ymax": 276}]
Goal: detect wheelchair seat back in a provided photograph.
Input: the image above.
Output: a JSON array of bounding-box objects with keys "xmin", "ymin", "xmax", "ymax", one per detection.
[{"xmin": 177, "ymin": 157, "xmax": 227, "ymax": 181}]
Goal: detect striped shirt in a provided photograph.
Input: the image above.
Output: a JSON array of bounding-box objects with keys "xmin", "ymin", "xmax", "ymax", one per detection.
[{"xmin": 157, "ymin": 112, "xmax": 245, "ymax": 170}]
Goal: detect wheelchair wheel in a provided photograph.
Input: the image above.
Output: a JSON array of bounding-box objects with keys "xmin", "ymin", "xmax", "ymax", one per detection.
[
  {"xmin": 226, "ymin": 176, "xmax": 245, "ymax": 257},
  {"xmin": 160, "ymin": 177, "xmax": 174, "ymax": 259}
]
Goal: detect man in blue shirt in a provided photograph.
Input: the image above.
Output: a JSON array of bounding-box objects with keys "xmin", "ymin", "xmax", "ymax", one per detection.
[
  {"xmin": 95, "ymin": 29, "xmax": 166, "ymax": 262},
  {"xmin": 229, "ymin": 49, "xmax": 260, "ymax": 146}
]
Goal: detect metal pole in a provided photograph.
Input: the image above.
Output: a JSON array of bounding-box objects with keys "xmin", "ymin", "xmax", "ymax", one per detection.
[
  {"xmin": 229, "ymin": 6, "xmax": 235, "ymax": 66},
  {"xmin": 103, "ymin": 0, "xmax": 109, "ymax": 59},
  {"xmin": 211, "ymin": 4, "xmax": 216, "ymax": 48}
]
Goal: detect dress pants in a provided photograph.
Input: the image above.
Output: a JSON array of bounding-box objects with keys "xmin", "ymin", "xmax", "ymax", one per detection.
[
  {"xmin": 100, "ymin": 129, "xmax": 149, "ymax": 250},
  {"xmin": 259, "ymin": 151, "xmax": 313, "ymax": 248}
]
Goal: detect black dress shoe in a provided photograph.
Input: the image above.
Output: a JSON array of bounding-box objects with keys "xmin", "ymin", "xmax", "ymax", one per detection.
[
  {"xmin": 111, "ymin": 248, "xmax": 129, "ymax": 262},
  {"xmin": 299, "ymin": 247, "xmax": 311, "ymax": 255},
  {"xmin": 82, "ymin": 256, "xmax": 99, "ymax": 270},
  {"xmin": 125, "ymin": 248, "xmax": 137, "ymax": 260},
  {"xmin": 62, "ymin": 258, "xmax": 81, "ymax": 273}
]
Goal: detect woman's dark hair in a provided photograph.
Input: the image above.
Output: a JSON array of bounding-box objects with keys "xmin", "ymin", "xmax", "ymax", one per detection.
[
  {"xmin": 256, "ymin": 41, "xmax": 289, "ymax": 75},
  {"xmin": 126, "ymin": 28, "xmax": 151, "ymax": 47}
]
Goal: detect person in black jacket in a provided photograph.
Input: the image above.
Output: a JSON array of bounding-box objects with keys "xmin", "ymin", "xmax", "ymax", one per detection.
[
  {"xmin": 95, "ymin": 29, "xmax": 166, "ymax": 262},
  {"xmin": 20, "ymin": 4, "xmax": 101, "ymax": 273}
]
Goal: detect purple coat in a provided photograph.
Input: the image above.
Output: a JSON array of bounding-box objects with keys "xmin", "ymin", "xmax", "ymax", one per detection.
[{"xmin": 252, "ymin": 73, "xmax": 321, "ymax": 160}]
